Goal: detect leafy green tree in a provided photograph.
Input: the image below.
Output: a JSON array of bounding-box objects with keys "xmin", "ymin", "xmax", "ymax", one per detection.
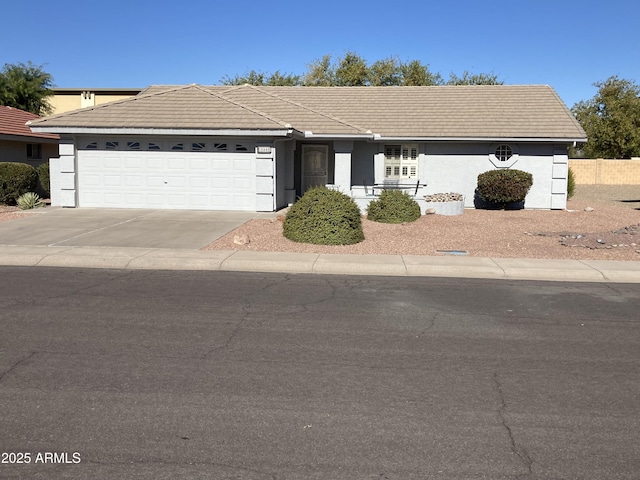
[
  {"xmin": 221, "ymin": 52, "xmax": 504, "ymax": 89},
  {"xmin": 0, "ymin": 62, "xmax": 54, "ymax": 115},
  {"xmin": 220, "ymin": 69, "xmax": 300, "ymax": 86},
  {"xmin": 399, "ymin": 60, "xmax": 443, "ymax": 86},
  {"xmin": 572, "ymin": 76, "xmax": 640, "ymax": 158},
  {"xmin": 303, "ymin": 55, "xmax": 335, "ymax": 86},
  {"xmin": 369, "ymin": 57, "xmax": 402, "ymax": 86},
  {"xmin": 334, "ymin": 51, "xmax": 369, "ymax": 86},
  {"xmin": 447, "ymin": 71, "xmax": 503, "ymax": 85},
  {"xmin": 265, "ymin": 71, "xmax": 301, "ymax": 86}
]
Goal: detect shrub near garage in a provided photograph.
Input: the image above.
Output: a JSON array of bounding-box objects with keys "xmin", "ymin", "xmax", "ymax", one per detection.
[
  {"xmin": 37, "ymin": 161, "xmax": 50, "ymax": 195},
  {"xmin": 283, "ymin": 186, "xmax": 364, "ymax": 245},
  {"xmin": 0, "ymin": 162, "xmax": 38, "ymax": 205},
  {"xmin": 476, "ymin": 169, "xmax": 533, "ymax": 209},
  {"xmin": 367, "ymin": 189, "xmax": 421, "ymax": 223}
]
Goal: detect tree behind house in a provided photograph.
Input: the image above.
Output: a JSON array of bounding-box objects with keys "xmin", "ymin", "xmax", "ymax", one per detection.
[
  {"xmin": 0, "ymin": 62, "xmax": 54, "ymax": 116},
  {"xmin": 220, "ymin": 51, "xmax": 501, "ymax": 87},
  {"xmin": 572, "ymin": 76, "xmax": 640, "ymax": 159}
]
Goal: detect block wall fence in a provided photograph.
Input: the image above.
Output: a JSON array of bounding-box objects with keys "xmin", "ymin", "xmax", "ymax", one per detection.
[{"xmin": 569, "ymin": 159, "xmax": 640, "ymax": 185}]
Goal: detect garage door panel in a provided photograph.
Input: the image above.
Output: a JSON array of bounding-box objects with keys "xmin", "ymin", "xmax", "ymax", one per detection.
[
  {"xmin": 125, "ymin": 157, "xmax": 143, "ymax": 168},
  {"xmin": 145, "ymin": 158, "xmax": 165, "ymax": 169},
  {"xmin": 125, "ymin": 175, "xmax": 143, "ymax": 187},
  {"xmin": 145, "ymin": 175, "xmax": 166, "ymax": 187},
  {"xmin": 78, "ymin": 149, "xmax": 258, "ymax": 210},
  {"xmin": 103, "ymin": 157, "xmax": 122, "ymax": 168},
  {"xmin": 82, "ymin": 174, "xmax": 101, "ymax": 186},
  {"xmin": 169, "ymin": 158, "xmax": 186, "ymax": 169},
  {"xmin": 189, "ymin": 177, "xmax": 208, "ymax": 188},
  {"xmin": 103, "ymin": 175, "xmax": 122, "ymax": 187},
  {"xmin": 234, "ymin": 177, "xmax": 253, "ymax": 189},
  {"xmin": 234, "ymin": 158, "xmax": 252, "ymax": 168},
  {"xmin": 125, "ymin": 193, "xmax": 144, "ymax": 205}
]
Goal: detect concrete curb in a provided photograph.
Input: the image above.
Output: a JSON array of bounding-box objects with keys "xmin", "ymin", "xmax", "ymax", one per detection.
[{"xmin": 0, "ymin": 245, "xmax": 639, "ymax": 283}]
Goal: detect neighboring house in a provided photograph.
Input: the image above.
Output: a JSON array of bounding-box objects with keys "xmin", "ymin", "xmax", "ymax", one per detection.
[
  {"xmin": 49, "ymin": 88, "xmax": 142, "ymax": 115},
  {"xmin": 0, "ymin": 105, "xmax": 59, "ymax": 169},
  {"xmin": 28, "ymin": 84, "xmax": 586, "ymax": 211}
]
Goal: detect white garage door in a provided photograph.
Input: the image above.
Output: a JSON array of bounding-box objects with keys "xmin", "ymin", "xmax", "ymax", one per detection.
[{"xmin": 77, "ymin": 149, "xmax": 257, "ymax": 210}]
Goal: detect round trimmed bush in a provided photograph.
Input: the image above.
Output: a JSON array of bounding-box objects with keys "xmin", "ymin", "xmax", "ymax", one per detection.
[
  {"xmin": 37, "ymin": 161, "xmax": 50, "ymax": 195},
  {"xmin": 476, "ymin": 169, "xmax": 533, "ymax": 208},
  {"xmin": 283, "ymin": 187, "xmax": 364, "ymax": 245},
  {"xmin": 0, "ymin": 162, "xmax": 38, "ymax": 205},
  {"xmin": 367, "ymin": 189, "xmax": 421, "ymax": 223}
]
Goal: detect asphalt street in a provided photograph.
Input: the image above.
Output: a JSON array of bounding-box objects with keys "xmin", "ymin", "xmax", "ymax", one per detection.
[{"xmin": 0, "ymin": 267, "xmax": 639, "ymax": 479}]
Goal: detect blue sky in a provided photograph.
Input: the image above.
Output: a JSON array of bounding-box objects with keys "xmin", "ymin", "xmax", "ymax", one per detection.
[{"xmin": 2, "ymin": 0, "xmax": 638, "ymax": 109}]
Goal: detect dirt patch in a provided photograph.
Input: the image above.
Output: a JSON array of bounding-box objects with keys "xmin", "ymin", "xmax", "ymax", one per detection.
[
  {"xmin": 203, "ymin": 185, "xmax": 640, "ymax": 261},
  {"xmin": 0, "ymin": 205, "xmax": 33, "ymax": 223}
]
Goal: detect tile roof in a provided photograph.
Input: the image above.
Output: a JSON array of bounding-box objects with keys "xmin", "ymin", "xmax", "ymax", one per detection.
[
  {"xmin": 29, "ymin": 84, "xmax": 586, "ymax": 141},
  {"xmin": 0, "ymin": 105, "xmax": 59, "ymax": 140}
]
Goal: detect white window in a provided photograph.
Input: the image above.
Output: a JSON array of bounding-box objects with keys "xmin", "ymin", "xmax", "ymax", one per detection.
[
  {"xmin": 489, "ymin": 143, "xmax": 519, "ymax": 168},
  {"xmin": 495, "ymin": 144, "xmax": 513, "ymax": 162},
  {"xmin": 384, "ymin": 144, "xmax": 418, "ymax": 178}
]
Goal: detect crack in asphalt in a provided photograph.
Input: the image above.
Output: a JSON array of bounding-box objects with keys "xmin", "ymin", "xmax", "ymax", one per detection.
[
  {"xmin": 493, "ymin": 372, "xmax": 533, "ymax": 478},
  {"xmin": 0, "ymin": 351, "xmax": 36, "ymax": 384},
  {"xmin": 201, "ymin": 275, "xmax": 294, "ymax": 359}
]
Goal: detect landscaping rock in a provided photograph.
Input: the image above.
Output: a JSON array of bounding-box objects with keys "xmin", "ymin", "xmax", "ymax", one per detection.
[
  {"xmin": 424, "ymin": 192, "xmax": 464, "ymax": 202},
  {"xmin": 233, "ymin": 234, "xmax": 250, "ymax": 246}
]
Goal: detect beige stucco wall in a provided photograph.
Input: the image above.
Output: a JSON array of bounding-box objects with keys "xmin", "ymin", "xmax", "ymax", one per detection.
[
  {"xmin": 569, "ymin": 159, "xmax": 640, "ymax": 184},
  {"xmin": 0, "ymin": 140, "xmax": 58, "ymax": 165},
  {"xmin": 49, "ymin": 92, "xmax": 139, "ymax": 115},
  {"xmin": 48, "ymin": 95, "xmax": 81, "ymax": 115}
]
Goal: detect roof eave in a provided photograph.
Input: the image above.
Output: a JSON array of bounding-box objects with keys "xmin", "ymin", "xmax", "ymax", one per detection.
[
  {"xmin": 28, "ymin": 126, "xmax": 297, "ymax": 137},
  {"xmin": 373, "ymin": 135, "xmax": 588, "ymax": 143},
  {"xmin": 303, "ymin": 131, "xmax": 375, "ymax": 140},
  {"xmin": 0, "ymin": 133, "xmax": 59, "ymax": 143}
]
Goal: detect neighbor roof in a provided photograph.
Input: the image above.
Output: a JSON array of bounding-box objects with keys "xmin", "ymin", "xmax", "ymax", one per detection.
[
  {"xmin": 29, "ymin": 84, "xmax": 587, "ymax": 141},
  {"xmin": 0, "ymin": 105, "xmax": 59, "ymax": 140}
]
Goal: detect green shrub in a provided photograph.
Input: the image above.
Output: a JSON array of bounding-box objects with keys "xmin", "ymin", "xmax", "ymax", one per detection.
[
  {"xmin": 16, "ymin": 192, "xmax": 44, "ymax": 210},
  {"xmin": 0, "ymin": 162, "xmax": 38, "ymax": 205},
  {"xmin": 367, "ymin": 189, "xmax": 421, "ymax": 223},
  {"xmin": 37, "ymin": 161, "xmax": 50, "ymax": 195},
  {"xmin": 476, "ymin": 169, "xmax": 533, "ymax": 208},
  {"xmin": 567, "ymin": 167, "xmax": 576, "ymax": 199},
  {"xmin": 283, "ymin": 187, "xmax": 364, "ymax": 245}
]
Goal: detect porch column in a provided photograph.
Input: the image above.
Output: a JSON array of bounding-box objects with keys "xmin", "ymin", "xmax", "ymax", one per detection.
[
  {"xmin": 54, "ymin": 137, "xmax": 76, "ymax": 207},
  {"xmin": 284, "ymin": 141, "xmax": 296, "ymax": 205},
  {"xmin": 333, "ymin": 140, "xmax": 353, "ymax": 195}
]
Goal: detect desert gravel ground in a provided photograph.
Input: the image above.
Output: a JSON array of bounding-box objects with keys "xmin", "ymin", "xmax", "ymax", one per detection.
[
  {"xmin": 0, "ymin": 205, "xmax": 35, "ymax": 222},
  {"xmin": 204, "ymin": 185, "xmax": 640, "ymax": 261}
]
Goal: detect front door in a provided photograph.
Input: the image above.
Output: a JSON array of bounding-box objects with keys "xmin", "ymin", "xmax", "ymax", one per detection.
[{"xmin": 302, "ymin": 145, "xmax": 328, "ymax": 193}]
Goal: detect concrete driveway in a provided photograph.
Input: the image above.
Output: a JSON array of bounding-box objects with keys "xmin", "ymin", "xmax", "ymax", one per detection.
[{"xmin": 0, "ymin": 208, "xmax": 256, "ymax": 249}]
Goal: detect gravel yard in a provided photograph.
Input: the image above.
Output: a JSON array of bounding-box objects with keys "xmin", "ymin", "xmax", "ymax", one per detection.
[
  {"xmin": 0, "ymin": 205, "xmax": 35, "ymax": 222},
  {"xmin": 204, "ymin": 185, "xmax": 640, "ymax": 261}
]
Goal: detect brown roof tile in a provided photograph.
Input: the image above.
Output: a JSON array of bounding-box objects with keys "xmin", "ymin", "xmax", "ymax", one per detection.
[{"xmin": 0, "ymin": 105, "xmax": 59, "ymax": 140}]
